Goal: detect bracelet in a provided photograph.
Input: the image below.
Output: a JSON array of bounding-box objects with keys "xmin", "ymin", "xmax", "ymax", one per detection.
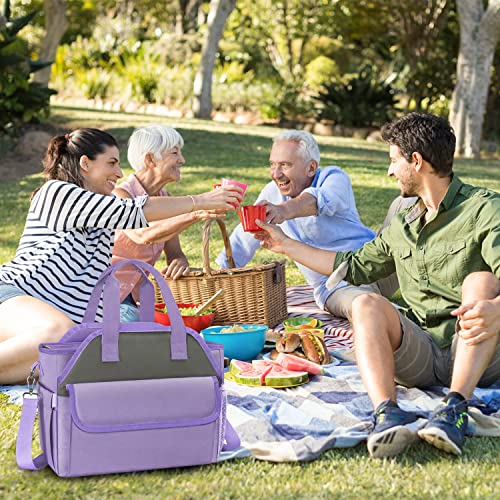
[{"xmin": 188, "ymin": 195, "xmax": 196, "ymax": 212}]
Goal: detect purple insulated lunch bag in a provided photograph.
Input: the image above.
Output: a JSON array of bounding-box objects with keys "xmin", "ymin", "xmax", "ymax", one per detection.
[{"xmin": 16, "ymin": 259, "xmax": 239, "ymax": 477}]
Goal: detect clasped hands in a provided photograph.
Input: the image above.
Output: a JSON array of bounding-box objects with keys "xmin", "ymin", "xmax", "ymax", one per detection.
[{"xmin": 452, "ymin": 298, "xmax": 500, "ymax": 346}]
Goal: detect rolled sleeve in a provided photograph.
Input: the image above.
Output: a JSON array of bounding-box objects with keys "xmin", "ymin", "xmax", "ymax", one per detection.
[
  {"xmin": 326, "ymin": 260, "xmax": 349, "ymax": 290},
  {"xmin": 328, "ymin": 234, "xmax": 396, "ymax": 287},
  {"xmin": 130, "ymin": 194, "xmax": 149, "ymax": 228},
  {"xmin": 303, "ymin": 169, "xmax": 352, "ymax": 216}
]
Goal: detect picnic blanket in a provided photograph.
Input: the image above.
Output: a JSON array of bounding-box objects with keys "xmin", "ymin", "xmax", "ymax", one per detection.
[
  {"xmin": 2, "ymin": 285, "xmax": 499, "ymax": 463},
  {"xmin": 220, "ymin": 360, "xmax": 500, "ymax": 462},
  {"xmin": 220, "ymin": 285, "xmax": 499, "ymax": 461},
  {"xmin": 270, "ymin": 285, "xmax": 353, "ymax": 345}
]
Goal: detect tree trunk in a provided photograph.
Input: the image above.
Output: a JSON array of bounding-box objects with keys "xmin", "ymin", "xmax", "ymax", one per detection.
[
  {"xmin": 3, "ymin": 0, "xmax": 11, "ymax": 19},
  {"xmin": 176, "ymin": 0, "xmax": 202, "ymax": 35},
  {"xmin": 449, "ymin": 0, "xmax": 500, "ymax": 158},
  {"xmin": 192, "ymin": 0, "xmax": 236, "ymax": 119},
  {"xmin": 33, "ymin": 0, "xmax": 68, "ymax": 87},
  {"xmin": 175, "ymin": 0, "xmax": 186, "ymax": 36}
]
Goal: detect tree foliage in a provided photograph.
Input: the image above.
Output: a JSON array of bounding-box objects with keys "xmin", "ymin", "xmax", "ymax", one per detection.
[
  {"xmin": 229, "ymin": 0, "xmax": 338, "ymax": 87},
  {"xmin": 314, "ymin": 66, "xmax": 398, "ymax": 127},
  {"xmin": 0, "ymin": 1, "xmax": 55, "ymax": 135},
  {"xmin": 334, "ymin": 0, "xmax": 458, "ymax": 111},
  {"xmin": 5, "ymin": 0, "xmax": 498, "ymax": 143}
]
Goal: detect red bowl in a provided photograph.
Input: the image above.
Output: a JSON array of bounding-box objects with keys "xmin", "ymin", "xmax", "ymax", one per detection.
[{"xmin": 154, "ymin": 303, "xmax": 215, "ymax": 332}]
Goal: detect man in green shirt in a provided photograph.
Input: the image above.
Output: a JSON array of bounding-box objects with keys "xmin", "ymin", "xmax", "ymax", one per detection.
[{"xmin": 254, "ymin": 113, "xmax": 500, "ymax": 459}]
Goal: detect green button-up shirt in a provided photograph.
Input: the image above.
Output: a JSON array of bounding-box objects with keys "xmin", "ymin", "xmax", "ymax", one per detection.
[{"xmin": 332, "ymin": 176, "xmax": 499, "ymax": 348}]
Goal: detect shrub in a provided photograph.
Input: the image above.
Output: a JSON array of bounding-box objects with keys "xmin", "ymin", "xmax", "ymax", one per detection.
[
  {"xmin": 261, "ymin": 84, "xmax": 314, "ymax": 122},
  {"xmin": 155, "ymin": 65, "xmax": 194, "ymax": 108},
  {"xmin": 216, "ymin": 61, "xmax": 254, "ymax": 84},
  {"xmin": 212, "ymin": 80, "xmax": 280, "ymax": 114},
  {"xmin": 314, "ymin": 66, "xmax": 397, "ymax": 127},
  {"xmin": 52, "ymin": 36, "xmax": 166, "ymax": 105},
  {"xmin": 0, "ymin": 6, "xmax": 56, "ymax": 135},
  {"xmin": 424, "ymin": 94, "xmax": 450, "ymax": 118},
  {"xmin": 153, "ymin": 32, "xmax": 202, "ymax": 67},
  {"xmin": 305, "ymin": 56, "xmax": 339, "ymax": 91},
  {"xmin": 113, "ymin": 44, "xmax": 163, "ymax": 104},
  {"xmin": 75, "ymin": 67, "xmax": 112, "ymax": 100}
]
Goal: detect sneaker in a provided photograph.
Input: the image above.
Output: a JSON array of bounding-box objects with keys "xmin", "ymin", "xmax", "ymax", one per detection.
[
  {"xmin": 367, "ymin": 399, "xmax": 418, "ymax": 458},
  {"xmin": 418, "ymin": 398, "xmax": 468, "ymax": 455}
]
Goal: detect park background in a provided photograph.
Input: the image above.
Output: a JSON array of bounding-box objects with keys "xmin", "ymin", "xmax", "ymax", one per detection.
[
  {"xmin": 1, "ymin": 0, "xmax": 500, "ymax": 158},
  {"xmin": 0, "ymin": 1, "xmax": 499, "ymax": 498}
]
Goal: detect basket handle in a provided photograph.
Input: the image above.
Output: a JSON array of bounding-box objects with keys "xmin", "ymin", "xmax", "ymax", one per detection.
[{"xmin": 202, "ymin": 218, "xmax": 236, "ymax": 275}]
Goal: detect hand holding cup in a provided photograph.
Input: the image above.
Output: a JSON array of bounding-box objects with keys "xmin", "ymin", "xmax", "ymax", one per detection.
[
  {"xmin": 238, "ymin": 205, "xmax": 266, "ymax": 232},
  {"xmin": 197, "ymin": 184, "xmax": 243, "ymax": 210},
  {"xmin": 221, "ymin": 178, "xmax": 247, "ymax": 208}
]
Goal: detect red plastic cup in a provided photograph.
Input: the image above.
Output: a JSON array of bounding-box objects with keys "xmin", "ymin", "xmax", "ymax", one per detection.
[
  {"xmin": 221, "ymin": 178, "xmax": 247, "ymax": 208},
  {"xmin": 237, "ymin": 208, "xmax": 245, "ymax": 226},
  {"xmin": 238, "ymin": 205, "xmax": 266, "ymax": 232}
]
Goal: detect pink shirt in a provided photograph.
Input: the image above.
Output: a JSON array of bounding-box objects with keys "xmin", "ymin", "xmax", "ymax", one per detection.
[{"xmin": 112, "ymin": 174, "xmax": 167, "ymax": 303}]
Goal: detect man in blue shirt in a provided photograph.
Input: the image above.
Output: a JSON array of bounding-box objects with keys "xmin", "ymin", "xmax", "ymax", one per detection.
[{"xmin": 216, "ymin": 130, "xmax": 393, "ymax": 318}]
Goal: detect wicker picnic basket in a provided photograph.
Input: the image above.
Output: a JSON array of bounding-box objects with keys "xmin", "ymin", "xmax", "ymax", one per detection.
[{"xmin": 152, "ymin": 218, "xmax": 288, "ymax": 327}]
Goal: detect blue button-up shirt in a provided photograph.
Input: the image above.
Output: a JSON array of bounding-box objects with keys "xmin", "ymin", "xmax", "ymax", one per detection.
[{"xmin": 216, "ymin": 166, "xmax": 375, "ymax": 309}]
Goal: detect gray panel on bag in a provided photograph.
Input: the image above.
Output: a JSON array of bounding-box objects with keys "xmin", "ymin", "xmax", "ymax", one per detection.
[{"xmin": 58, "ymin": 332, "xmax": 220, "ymax": 395}]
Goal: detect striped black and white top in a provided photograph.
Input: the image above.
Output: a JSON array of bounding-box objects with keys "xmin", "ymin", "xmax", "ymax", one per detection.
[{"xmin": 0, "ymin": 180, "xmax": 149, "ymax": 322}]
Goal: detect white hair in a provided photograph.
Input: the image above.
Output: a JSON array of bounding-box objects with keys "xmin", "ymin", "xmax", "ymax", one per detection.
[
  {"xmin": 127, "ymin": 124, "xmax": 184, "ymax": 172},
  {"xmin": 273, "ymin": 130, "xmax": 320, "ymax": 165}
]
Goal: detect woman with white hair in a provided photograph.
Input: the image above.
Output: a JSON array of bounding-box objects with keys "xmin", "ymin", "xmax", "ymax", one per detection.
[{"xmin": 112, "ymin": 124, "xmax": 222, "ymax": 322}]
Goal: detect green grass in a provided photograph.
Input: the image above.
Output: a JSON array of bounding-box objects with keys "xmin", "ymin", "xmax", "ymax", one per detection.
[{"xmin": 0, "ymin": 106, "xmax": 499, "ymax": 498}]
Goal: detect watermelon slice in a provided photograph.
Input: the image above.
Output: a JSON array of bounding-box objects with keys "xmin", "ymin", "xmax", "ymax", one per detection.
[
  {"xmin": 229, "ymin": 359, "xmax": 253, "ymax": 375},
  {"xmin": 264, "ymin": 368, "xmax": 309, "ymax": 387},
  {"xmin": 228, "ymin": 357, "xmax": 311, "ymax": 388},
  {"xmin": 275, "ymin": 352, "xmax": 324, "ymax": 376},
  {"xmin": 233, "ymin": 368, "xmax": 272, "ymax": 386},
  {"xmin": 251, "ymin": 359, "xmax": 279, "ymax": 370}
]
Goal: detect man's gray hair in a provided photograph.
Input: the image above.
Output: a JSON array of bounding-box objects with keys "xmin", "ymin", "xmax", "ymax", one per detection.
[
  {"xmin": 273, "ymin": 130, "xmax": 320, "ymax": 165},
  {"xmin": 127, "ymin": 124, "xmax": 184, "ymax": 172}
]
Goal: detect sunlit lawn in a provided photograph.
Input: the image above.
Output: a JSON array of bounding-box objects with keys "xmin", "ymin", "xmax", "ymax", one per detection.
[{"xmin": 0, "ymin": 106, "xmax": 498, "ymax": 498}]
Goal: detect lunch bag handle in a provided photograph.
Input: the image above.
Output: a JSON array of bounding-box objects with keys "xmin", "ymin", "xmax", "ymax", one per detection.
[
  {"xmin": 84, "ymin": 259, "xmax": 188, "ymax": 362},
  {"xmin": 83, "ymin": 263, "xmax": 154, "ymax": 323}
]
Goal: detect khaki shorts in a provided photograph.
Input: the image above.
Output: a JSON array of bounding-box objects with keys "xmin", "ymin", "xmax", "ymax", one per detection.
[
  {"xmin": 325, "ymin": 272, "xmax": 399, "ymax": 322},
  {"xmin": 394, "ymin": 310, "xmax": 500, "ymax": 388}
]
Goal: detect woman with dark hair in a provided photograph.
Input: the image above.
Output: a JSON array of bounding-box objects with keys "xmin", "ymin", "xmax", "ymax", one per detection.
[{"xmin": 0, "ymin": 128, "xmax": 242, "ymax": 384}]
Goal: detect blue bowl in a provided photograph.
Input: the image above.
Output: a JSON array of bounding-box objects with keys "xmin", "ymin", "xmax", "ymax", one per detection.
[{"xmin": 201, "ymin": 324, "xmax": 267, "ymax": 361}]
